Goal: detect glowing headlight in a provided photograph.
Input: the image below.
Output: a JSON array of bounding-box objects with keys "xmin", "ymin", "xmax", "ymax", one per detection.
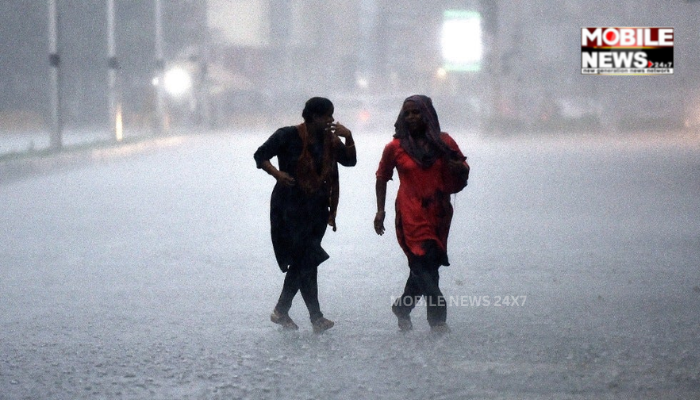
[{"xmin": 163, "ymin": 67, "xmax": 192, "ymax": 97}]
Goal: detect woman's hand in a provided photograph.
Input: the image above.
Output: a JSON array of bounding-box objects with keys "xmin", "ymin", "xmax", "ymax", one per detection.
[
  {"xmin": 374, "ymin": 211, "xmax": 386, "ymax": 235},
  {"xmin": 275, "ymin": 171, "xmax": 296, "ymax": 187},
  {"xmin": 261, "ymin": 160, "xmax": 296, "ymax": 187},
  {"xmin": 328, "ymin": 213, "xmax": 337, "ymax": 232},
  {"xmin": 448, "ymin": 158, "xmax": 470, "ymax": 180},
  {"xmin": 329, "ymin": 123, "xmax": 352, "ymax": 139},
  {"xmin": 374, "ymin": 179, "xmax": 388, "ymax": 236}
]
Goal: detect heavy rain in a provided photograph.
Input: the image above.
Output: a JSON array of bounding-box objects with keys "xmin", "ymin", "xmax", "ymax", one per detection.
[{"xmin": 1, "ymin": 1, "xmax": 699, "ymax": 399}]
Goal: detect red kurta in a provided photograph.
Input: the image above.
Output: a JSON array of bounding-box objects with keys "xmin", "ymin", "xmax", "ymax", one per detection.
[{"xmin": 376, "ymin": 133, "xmax": 467, "ymax": 261}]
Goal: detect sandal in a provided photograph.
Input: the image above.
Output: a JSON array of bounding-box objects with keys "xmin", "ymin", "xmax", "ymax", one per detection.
[
  {"xmin": 270, "ymin": 309, "xmax": 299, "ymax": 330},
  {"xmin": 312, "ymin": 317, "xmax": 335, "ymax": 333}
]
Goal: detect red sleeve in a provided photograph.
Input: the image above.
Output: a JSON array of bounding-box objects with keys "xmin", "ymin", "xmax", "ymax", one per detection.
[
  {"xmin": 375, "ymin": 139, "xmax": 398, "ymax": 181},
  {"xmin": 441, "ymin": 133, "xmax": 466, "ymax": 160},
  {"xmin": 441, "ymin": 133, "xmax": 470, "ymax": 191}
]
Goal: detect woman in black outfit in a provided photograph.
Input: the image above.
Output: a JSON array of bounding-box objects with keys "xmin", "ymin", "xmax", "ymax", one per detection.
[{"xmin": 254, "ymin": 97, "xmax": 356, "ymax": 333}]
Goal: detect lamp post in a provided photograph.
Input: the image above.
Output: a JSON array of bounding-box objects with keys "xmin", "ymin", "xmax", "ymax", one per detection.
[
  {"xmin": 199, "ymin": 0, "xmax": 211, "ymax": 129},
  {"xmin": 48, "ymin": 0, "xmax": 63, "ymax": 150},
  {"xmin": 154, "ymin": 0, "xmax": 167, "ymax": 133},
  {"xmin": 107, "ymin": 0, "xmax": 122, "ymax": 141}
]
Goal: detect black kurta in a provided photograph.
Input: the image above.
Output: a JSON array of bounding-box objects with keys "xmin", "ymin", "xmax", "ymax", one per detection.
[{"xmin": 254, "ymin": 126, "xmax": 356, "ymax": 272}]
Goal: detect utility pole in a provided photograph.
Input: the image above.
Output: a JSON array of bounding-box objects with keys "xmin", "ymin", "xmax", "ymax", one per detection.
[
  {"xmin": 48, "ymin": 0, "xmax": 63, "ymax": 150},
  {"xmin": 107, "ymin": 0, "xmax": 122, "ymax": 141},
  {"xmin": 199, "ymin": 0, "xmax": 211, "ymax": 129},
  {"xmin": 358, "ymin": 0, "xmax": 378, "ymax": 92},
  {"xmin": 154, "ymin": 0, "xmax": 167, "ymax": 133},
  {"xmin": 480, "ymin": 0, "xmax": 501, "ymax": 133}
]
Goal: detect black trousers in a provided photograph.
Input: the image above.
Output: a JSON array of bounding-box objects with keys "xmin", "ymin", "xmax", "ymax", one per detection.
[
  {"xmin": 275, "ymin": 263, "xmax": 323, "ymax": 323},
  {"xmin": 392, "ymin": 241, "xmax": 446, "ymax": 326}
]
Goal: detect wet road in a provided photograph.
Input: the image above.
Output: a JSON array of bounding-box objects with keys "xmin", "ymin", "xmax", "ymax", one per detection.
[{"xmin": 1, "ymin": 131, "xmax": 699, "ymax": 399}]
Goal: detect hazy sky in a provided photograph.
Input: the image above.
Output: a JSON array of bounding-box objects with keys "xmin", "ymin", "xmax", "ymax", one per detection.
[{"xmin": 208, "ymin": 0, "xmax": 269, "ymax": 47}]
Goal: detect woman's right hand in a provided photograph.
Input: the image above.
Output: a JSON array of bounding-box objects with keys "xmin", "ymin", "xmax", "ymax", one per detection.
[
  {"xmin": 261, "ymin": 160, "xmax": 295, "ymax": 187},
  {"xmin": 275, "ymin": 171, "xmax": 296, "ymax": 187},
  {"xmin": 374, "ymin": 211, "xmax": 386, "ymax": 235}
]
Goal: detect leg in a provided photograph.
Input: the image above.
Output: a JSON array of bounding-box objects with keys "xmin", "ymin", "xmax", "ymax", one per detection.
[
  {"xmin": 275, "ymin": 265, "xmax": 301, "ymax": 315},
  {"xmin": 410, "ymin": 242, "xmax": 447, "ymax": 328},
  {"xmin": 298, "ymin": 266, "xmax": 323, "ymax": 323},
  {"xmin": 392, "ymin": 271, "xmax": 422, "ymax": 319},
  {"xmin": 299, "ymin": 266, "xmax": 335, "ymax": 333},
  {"xmin": 421, "ymin": 265, "xmax": 446, "ymax": 327},
  {"xmin": 271, "ymin": 265, "xmax": 301, "ymax": 330},
  {"xmin": 391, "ymin": 264, "xmax": 424, "ymax": 331}
]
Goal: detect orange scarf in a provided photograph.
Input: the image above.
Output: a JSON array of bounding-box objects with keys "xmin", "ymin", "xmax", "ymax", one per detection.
[{"xmin": 295, "ymin": 123, "xmax": 340, "ymax": 218}]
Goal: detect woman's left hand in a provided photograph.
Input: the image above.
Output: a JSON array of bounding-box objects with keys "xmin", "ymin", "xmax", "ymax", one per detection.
[
  {"xmin": 329, "ymin": 123, "xmax": 352, "ymax": 138},
  {"xmin": 448, "ymin": 159, "xmax": 469, "ymax": 179}
]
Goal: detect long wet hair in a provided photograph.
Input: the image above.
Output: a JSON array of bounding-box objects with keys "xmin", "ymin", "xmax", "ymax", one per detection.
[{"xmin": 393, "ymin": 94, "xmax": 452, "ymax": 167}]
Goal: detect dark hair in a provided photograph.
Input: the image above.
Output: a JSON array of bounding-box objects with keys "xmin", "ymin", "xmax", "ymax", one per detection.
[{"xmin": 302, "ymin": 97, "xmax": 334, "ymax": 123}]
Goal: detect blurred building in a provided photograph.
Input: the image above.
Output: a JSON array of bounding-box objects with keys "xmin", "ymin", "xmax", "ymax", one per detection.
[
  {"xmin": 208, "ymin": 0, "xmax": 700, "ymax": 132},
  {"xmin": 207, "ymin": 0, "xmax": 483, "ymax": 128},
  {"xmin": 0, "ymin": 0, "xmax": 698, "ymax": 133},
  {"xmin": 484, "ymin": 0, "xmax": 700, "ymax": 132}
]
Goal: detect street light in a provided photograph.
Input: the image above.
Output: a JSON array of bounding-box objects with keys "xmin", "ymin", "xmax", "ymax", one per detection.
[
  {"xmin": 163, "ymin": 66, "xmax": 193, "ymax": 98},
  {"xmin": 107, "ymin": 0, "xmax": 122, "ymax": 141}
]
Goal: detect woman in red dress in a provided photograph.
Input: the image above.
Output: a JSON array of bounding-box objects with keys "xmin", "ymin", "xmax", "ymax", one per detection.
[{"xmin": 374, "ymin": 95, "xmax": 469, "ymax": 333}]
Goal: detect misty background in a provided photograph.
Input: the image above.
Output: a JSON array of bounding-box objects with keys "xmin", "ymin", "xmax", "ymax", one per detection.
[
  {"xmin": 2, "ymin": 2, "xmax": 700, "ymax": 398},
  {"xmin": 1, "ymin": 0, "xmax": 699, "ymax": 148}
]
